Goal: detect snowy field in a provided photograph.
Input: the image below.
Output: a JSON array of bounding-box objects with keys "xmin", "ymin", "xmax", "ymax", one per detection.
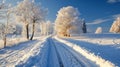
[{"xmin": 0, "ymin": 34, "xmax": 120, "ymax": 67}]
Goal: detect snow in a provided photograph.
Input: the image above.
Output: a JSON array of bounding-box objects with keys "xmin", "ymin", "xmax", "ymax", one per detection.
[
  {"xmin": 0, "ymin": 34, "xmax": 120, "ymax": 67},
  {"xmin": 55, "ymin": 37, "xmax": 115, "ymax": 67},
  {"xmin": 55, "ymin": 34, "xmax": 120, "ymax": 67},
  {"xmin": 0, "ymin": 36, "xmax": 27, "ymax": 49},
  {"xmin": 0, "ymin": 36, "xmax": 48, "ymax": 67}
]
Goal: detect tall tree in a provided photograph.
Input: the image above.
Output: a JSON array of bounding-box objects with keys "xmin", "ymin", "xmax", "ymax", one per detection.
[
  {"xmin": 15, "ymin": 0, "xmax": 32, "ymax": 40},
  {"xmin": 15, "ymin": 0, "xmax": 47, "ymax": 40},
  {"xmin": 0, "ymin": 1, "xmax": 12, "ymax": 47},
  {"xmin": 30, "ymin": 1, "xmax": 47, "ymax": 40}
]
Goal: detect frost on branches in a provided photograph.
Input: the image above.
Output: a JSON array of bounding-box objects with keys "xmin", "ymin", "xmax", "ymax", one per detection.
[
  {"xmin": 110, "ymin": 17, "xmax": 120, "ymax": 33},
  {"xmin": 55, "ymin": 6, "xmax": 87, "ymax": 37},
  {"xmin": 0, "ymin": 1, "xmax": 13, "ymax": 47},
  {"xmin": 15, "ymin": 0, "xmax": 47, "ymax": 40},
  {"xmin": 95, "ymin": 27, "xmax": 102, "ymax": 34}
]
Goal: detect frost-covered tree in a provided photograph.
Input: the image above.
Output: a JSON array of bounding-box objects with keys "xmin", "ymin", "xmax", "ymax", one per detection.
[
  {"xmin": 0, "ymin": 1, "xmax": 12, "ymax": 47},
  {"xmin": 55, "ymin": 6, "xmax": 80, "ymax": 37},
  {"xmin": 0, "ymin": 23, "xmax": 16, "ymax": 47},
  {"xmin": 30, "ymin": 1, "xmax": 47, "ymax": 40},
  {"xmin": 0, "ymin": 24, "xmax": 6, "ymax": 46},
  {"xmin": 40, "ymin": 22, "xmax": 47, "ymax": 35},
  {"xmin": 40, "ymin": 21, "xmax": 53, "ymax": 35},
  {"xmin": 110, "ymin": 17, "xmax": 120, "ymax": 33},
  {"xmin": 15, "ymin": 0, "xmax": 47, "ymax": 40},
  {"xmin": 0, "ymin": 0, "xmax": 6, "ymax": 9},
  {"xmin": 15, "ymin": 0, "xmax": 33, "ymax": 40},
  {"xmin": 46, "ymin": 21, "xmax": 53, "ymax": 35},
  {"xmin": 95, "ymin": 27, "xmax": 102, "ymax": 34}
]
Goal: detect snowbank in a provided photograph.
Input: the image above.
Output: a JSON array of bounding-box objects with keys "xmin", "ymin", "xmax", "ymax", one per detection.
[
  {"xmin": 66, "ymin": 33, "xmax": 120, "ymax": 45},
  {"xmin": 55, "ymin": 36, "xmax": 116, "ymax": 67},
  {"xmin": 0, "ymin": 37, "xmax": 27, "ymax": 49}
]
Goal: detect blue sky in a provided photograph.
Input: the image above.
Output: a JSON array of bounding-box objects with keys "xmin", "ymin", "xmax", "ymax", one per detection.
[
  {"xmin": 1, "ymin": 0, "xmax": 120, "ymax": 33},
  {"xmin": 37, "ymin": 0, "xmax": 120, "ymax": 32}
]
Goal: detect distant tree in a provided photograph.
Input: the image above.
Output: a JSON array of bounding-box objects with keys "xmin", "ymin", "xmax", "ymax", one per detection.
[
  {"xmin": 95, "ymin": 27, "xmax": 102, "ymax": 34},
  {"xmin": 110, "ymin": 17, "xmax": 120, "ymax": 33},
  {"xmin": 13, "ymin": 24, "xmax": 22, "ymax": 35},
  {"xmin": 82, "ymin": 19, "xmax": 87, "ymax": 33},
  {"xmin": 55, "ymin": 6, "xmax": 80, "ymax": 37},
  {"xmin": 46, "ymin": 21, "xmax": 53, "ymax": 35},
  {"xmin": 40, "ymin": 21, "xmax": 53, "ymax": 35},
  {"xmin": 69, "ymin": 19, "xmax": 83, "ymax": 35},
  {"xmin": 0, "ymin": 0, "xmax": 6, "ymax": 9}
]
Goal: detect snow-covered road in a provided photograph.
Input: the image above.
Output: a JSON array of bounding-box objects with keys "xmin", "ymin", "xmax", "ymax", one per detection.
[{"xmin": 0, "ymin": 36, "xmax": 117, "ymax": 67}]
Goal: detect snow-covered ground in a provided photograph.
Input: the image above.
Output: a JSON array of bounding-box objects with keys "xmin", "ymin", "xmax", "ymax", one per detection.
[
  {"xmin": 58, "ymin": 34, "xmax": 120, "ymax": 67},
  {"xmin": 0, "ymin": 34, "xmax": 120, "ymax": 67}
]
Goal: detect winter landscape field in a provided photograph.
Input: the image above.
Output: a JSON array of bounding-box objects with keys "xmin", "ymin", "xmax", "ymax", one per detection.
[{"xmin": 0, "ymin": 0, "xmax": 120, "ymax": 67}]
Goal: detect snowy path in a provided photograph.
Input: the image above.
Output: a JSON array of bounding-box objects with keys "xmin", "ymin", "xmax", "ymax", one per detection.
[
  {"xmin": 0, "ymin": 36, "xmax": 112, "ymax": 67},
  {"xmin": 18, "ymin": 37, "xmax": 97, "ymax": 67}
]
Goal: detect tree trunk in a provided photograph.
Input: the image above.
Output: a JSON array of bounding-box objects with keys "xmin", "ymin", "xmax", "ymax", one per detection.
[
  {"xmin": 3, "ymin": 36, "xmax": 6, "ymax": 47},
  {"xmin": 26, "ymin": 24, "xmax": 29, "ymax": 40},
  {"xmin": 30, "ymin": 22, "xmax": 35, "ymax": 40}
]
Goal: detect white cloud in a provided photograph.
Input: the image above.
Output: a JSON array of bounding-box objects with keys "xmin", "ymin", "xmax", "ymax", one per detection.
[
  {"xmin": 107, "ymin": 0, "xmax": 120, "ymax": 3},
  {"xmin": 87, "ymin": 14, "xmax": 120, "ymax": 25},
  {"xmin": 87, "ymin": 18, "xmax": 110, "ymax": 25},
  {"xmin": 112, "ymin": 14, "xmax": 120, "ymax": 19}
]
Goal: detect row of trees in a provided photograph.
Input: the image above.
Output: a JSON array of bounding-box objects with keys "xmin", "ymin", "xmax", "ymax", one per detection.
[
  {"xmin": 0, "ymin": 1, "xmax": 88, "ymax": 47},
  {"xmin": 0, "ymin": 0, "xmax": 47, "ymax": 47},
  {"xmin": 15, "ymin": 0, "xmax": 47, "ymax": 40},
  {"xmin": 40, "ymin": 21, "xmax": 53, "ymax": 35}
]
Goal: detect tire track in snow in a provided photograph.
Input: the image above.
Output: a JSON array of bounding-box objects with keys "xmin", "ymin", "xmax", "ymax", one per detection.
[
  {"xmin": 49, "ymin": 38, "xmax": 64, "ymax": 67},
  {"xmin": 46, "ymin": 38, "xmax": 63, "ymax": 67},
  {"xmin": 51, "ymin": 38, "xmax": 86, "ymax": 67}
]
